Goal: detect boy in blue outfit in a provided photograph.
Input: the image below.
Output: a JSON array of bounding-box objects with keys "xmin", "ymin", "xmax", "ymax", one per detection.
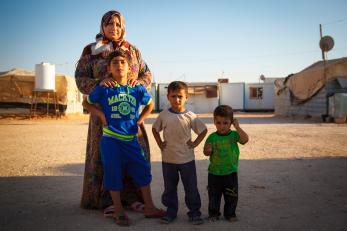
[
  {"xmin": 152, "ymin": 81, "xmax": 207, "ymax": 225},
  {"xmin": 82, "ymin": 50, "xmax": 164, "ymax": 226},
  {"xmin": 203, "ymin": 105, "xmax": 249, "ymax": 222}
]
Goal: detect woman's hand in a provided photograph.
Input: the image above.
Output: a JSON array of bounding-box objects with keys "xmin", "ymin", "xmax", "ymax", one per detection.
[
  {"xmin": 100, "ymin": 77, "xmax": 141, "ymax": 87},
  {"xmin": 99, "ymin": 78, "xmax": 117, "ymax": 87},
  {"xmin": 127, "ymin": 77, "xmax": 142, "ymax": 87}
]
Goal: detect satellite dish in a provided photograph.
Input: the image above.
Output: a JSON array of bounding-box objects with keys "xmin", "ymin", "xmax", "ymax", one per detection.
[
  {"xmin": 319, "ymin": 36, "xmax": 334, "ymax": 52},
  {"xmin": 260, "ymin": 74, "xmax": 265, "ymax": 81}
]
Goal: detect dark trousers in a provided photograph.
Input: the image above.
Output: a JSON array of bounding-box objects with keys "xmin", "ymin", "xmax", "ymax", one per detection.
[
  {"xmin": 162, "ymin": 160, "xmax": 202, "ymax": 218},
  {"xmin": 208, "ymin": 172, "xmax": 238, "ymax": 218}
]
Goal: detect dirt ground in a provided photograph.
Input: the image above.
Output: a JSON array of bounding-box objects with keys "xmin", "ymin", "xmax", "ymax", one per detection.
[{"xmin": 0, "ymin": 112, "xmax": 346, "ymax": 231}]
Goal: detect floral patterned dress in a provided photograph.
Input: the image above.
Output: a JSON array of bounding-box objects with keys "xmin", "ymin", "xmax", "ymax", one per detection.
[{"xmin": 75, "ymin": 40, "xmax": 152, "ymax": 209}]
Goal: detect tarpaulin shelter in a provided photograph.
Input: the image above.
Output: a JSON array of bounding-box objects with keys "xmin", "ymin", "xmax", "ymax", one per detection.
[
  {"xmin": 274, "ymin": 57, "xmax": 347, "ymax": 120},
  {"xmin": 0, "ymin": 68, "xmax": 83, "ymax": 114}
]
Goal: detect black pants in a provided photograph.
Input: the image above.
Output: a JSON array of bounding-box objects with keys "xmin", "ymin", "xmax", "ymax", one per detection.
[
  {"xmin": 161, "ymin": 161, "xmax": 202, "ymax": 218},
  {"xmin": 208, "ymin": 172, "xmax": 238, "ymax": 218}
]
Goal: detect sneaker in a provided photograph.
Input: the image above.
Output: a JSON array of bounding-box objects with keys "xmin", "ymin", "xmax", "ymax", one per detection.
[
  {"xmin": 208, "ymin": 215, "xmax": 220, "ymax": 222},
  {"xmin": 189, "ymin": 216, "xmax": 204, "ymax": 225},
  {"xmin": 225, "ymin": 215, "xmax": 238, "ymax": 222},
  {"xmin": 160, "ymin": 215, "xmax": 176, "ymax": 224}
]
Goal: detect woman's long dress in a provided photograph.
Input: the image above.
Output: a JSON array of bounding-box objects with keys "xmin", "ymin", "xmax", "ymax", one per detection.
[{"xmin": 75, "ymin": 41, "xmax": 152, "ymax": 209}]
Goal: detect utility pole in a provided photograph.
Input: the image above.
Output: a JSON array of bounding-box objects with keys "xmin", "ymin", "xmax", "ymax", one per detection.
[
  {"xmin": 319, "ymin": 24, "xmax": 325, "ymax": 61},
  {"xmin": 320, "ymin": 24, "xmax": 328, "ymax": 117}
]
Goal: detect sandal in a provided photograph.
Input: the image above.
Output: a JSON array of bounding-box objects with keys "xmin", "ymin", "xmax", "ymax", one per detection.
[
  {"xmin": 144, "ymin": 208, "xmax": 166, "ymax": 218},
  {"xmin": 114, "ymin": 213, "xmax": 130, "ymax": 226},
  {"xmin": 130, "ymin": 201, "xmax": 145, "ymax": 213},
  {"xmin": 103, "ymin": 205, "xmax": 114, "ymax": 218}
]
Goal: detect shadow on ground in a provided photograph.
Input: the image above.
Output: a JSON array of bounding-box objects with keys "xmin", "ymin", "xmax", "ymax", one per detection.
[{"xmin": 1, "ymin": 157, "xmax": 346, "ymax": 231}]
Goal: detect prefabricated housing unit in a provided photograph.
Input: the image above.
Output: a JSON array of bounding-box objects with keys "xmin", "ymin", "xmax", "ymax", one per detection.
[
  {"xmin": 244, "ymin": 82, "xmax": 275, "ymax": 111},
  {"xmin": 219, "ymin": 82, "xmax": 245, "ymax": 110},
  {"xmin": 157, "ymin": 82, "xmax": 219, "ymax": 113}
]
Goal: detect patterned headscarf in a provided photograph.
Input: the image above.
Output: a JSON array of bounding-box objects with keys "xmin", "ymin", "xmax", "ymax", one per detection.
[{"xmin": 100, "ymin": 10, "xmax": 126, "ymax": 44}]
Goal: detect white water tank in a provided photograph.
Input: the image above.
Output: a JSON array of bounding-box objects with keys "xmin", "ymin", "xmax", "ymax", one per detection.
[{"xmin": 35, "ymin": 62, "xmax": 55, "ymax": 91}]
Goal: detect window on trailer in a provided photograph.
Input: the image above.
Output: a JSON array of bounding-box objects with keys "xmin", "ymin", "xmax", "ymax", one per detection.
[{"xmin": 249, "ymin": 87, "xmax": 263, "ymax": 99}]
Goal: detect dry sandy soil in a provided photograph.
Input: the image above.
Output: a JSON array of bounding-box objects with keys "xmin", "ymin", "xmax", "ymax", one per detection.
[{"xmin": 0, "ymin": 112, "xmax": 346, "ymax": 231}]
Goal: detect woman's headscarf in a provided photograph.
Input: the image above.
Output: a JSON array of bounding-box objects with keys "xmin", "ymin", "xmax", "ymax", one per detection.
[{"xmin": 100, "ymin": 10, "xmax": 126, "ymax": 44}]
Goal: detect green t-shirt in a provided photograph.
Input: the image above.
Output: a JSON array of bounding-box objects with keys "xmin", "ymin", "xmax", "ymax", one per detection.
[{"xmin": 205, "ymin": 130, "xmax": 240, "ymax": 175}]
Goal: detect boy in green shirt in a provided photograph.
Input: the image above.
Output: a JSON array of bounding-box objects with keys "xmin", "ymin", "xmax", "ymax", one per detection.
[{"xmin": 203, "ymin": 105, "xmax": 249, "ymax": 222}]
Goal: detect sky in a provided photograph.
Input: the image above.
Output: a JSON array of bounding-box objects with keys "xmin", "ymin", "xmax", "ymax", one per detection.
[{"xmin": 0, "ymin": 0, "xmax": 346, "ymax": 83}]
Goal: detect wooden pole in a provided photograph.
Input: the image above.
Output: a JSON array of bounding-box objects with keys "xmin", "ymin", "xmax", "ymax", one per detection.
[
  {"xmin": 320, "ymin": 24, "xmax": 329, "ymax": 118},
  {"xmin": 320, "ymin": 24, "xmax": 325, "ymax": 61}
]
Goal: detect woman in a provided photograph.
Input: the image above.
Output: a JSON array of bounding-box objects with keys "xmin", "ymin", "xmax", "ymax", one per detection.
[{"xmin": 75, "ymin": 10, "xmax": 152, "ymax": 212}]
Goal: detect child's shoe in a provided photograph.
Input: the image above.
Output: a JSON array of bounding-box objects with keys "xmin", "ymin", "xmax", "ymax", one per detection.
[
  {"xmin": 160, "ymin": 215, "xmax": 176, "ymax": 224},
  {"xmin": 208, "ymin": 215, "xmax": 220, "ymax": 222},
  {"xmin": 189, "ymin": 216, "xmax": 204, "ymax": 225},
  {"xmin": 225, "ymin": 215, "xmax": 238, "ymax": 222}
]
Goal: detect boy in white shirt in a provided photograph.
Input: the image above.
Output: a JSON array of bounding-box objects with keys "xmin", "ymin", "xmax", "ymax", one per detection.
[{"xmin": 152, "ymin": 81, "xmax": 207, "ymax": 225}]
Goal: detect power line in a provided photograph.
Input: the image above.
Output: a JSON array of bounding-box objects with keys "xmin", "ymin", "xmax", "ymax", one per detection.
[
  {"xmin": 322, "ymin": 17, "xmax": 347, "ymax": 26},
  {"xmin": 154, "ymin": 49, "xmax": 322, "ymax": 64}
]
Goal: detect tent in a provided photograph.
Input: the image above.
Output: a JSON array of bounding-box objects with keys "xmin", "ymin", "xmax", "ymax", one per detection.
[
  {"xmin": 274, "ymin": 57, "xmax": 347, "ymax": 119},
  {"xmin": 0, "ymin": 68, "xmax": 83, "ymax": 114}
]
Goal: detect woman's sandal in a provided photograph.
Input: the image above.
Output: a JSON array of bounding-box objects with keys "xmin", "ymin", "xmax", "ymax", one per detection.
[
  {"xmin": 144, "ymin": 208, "xmax": 166, "ymax": 218},
  {"xmin": 103, "ymin": 205, "xmax": 114, "ymax": 218},
  {"xmin": 114, "ymin": 213, "xmax": 130, "ymax": 226},
  {"xmin": 130, "ymin": 201, "xmax": 145, "ymax": 213},
  {"xmin": 104, "ymin": 202, "xmax": 145, "ymax": 217}
]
